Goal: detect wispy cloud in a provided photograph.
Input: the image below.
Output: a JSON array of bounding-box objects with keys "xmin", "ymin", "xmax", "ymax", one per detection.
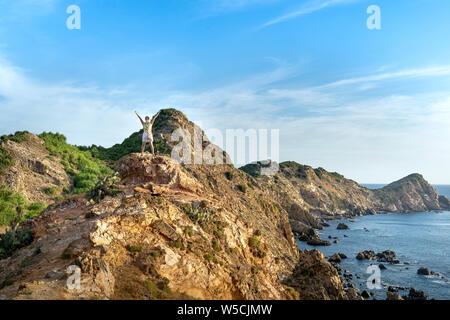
[
  {"xmin": 2, "ymin": 54, "xmax": 450, "ymax": 182},
  {"xmin": 0, "ymin": 0, "xmax": 59, "ymax": 21},
  {"xmin": 323, "ymin": 66, "xmax": 450, "ymax": 88},
  {"xmin": 259, "ymin": 0, "xmax": 360, "ymax": 29}
]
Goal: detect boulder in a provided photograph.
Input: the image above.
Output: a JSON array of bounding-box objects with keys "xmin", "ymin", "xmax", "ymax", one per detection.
[
  {"xmin": 337, "ymin": 223, "xmax": 349, "ymax": 230},
  {"xmin": 356, "ymin": 250, "xmax": 377, "ymax": 260},
  {"xmin": 404, "ymin": 288, "xmax": 427, "ymax": 300},
  {"xmin": 307, "ymin": 238, "xmax": 331, "ymax": 246},
  {"xmin": 417, "ymin": 267, "xmax": 438, "ymax": 276},
  {"xmin": 386, "ymin": 291, "xmax": 403, "ymax": 300},
  {"xmin": 376, "ymin": 250, "xmax": 400, "ymax": 264},
  {"xmin": 417, "ymin": 267, "xmax": 431, "ymax": 275},
  {"xmin": 329, "ymin": 254, "xmax": 342, "ymax": 263}
]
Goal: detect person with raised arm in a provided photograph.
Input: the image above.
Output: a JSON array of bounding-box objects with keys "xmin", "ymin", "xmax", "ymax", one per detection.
[{"xmin": 135, "ymin": 110, "xmax": 161, "ymax": 155}]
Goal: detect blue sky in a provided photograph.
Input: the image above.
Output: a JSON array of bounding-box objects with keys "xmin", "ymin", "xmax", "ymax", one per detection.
[{"xmin": 1, "ymin": 0, "xmax": 450, "ymax": 183}]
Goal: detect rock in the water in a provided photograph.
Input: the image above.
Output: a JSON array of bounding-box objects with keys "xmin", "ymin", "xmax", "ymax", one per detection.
[
  {"xmin": 386, "ymin": 291, "xmax": 403, "ymax": 300},
  {"xmin": 376, "ymin": 250, "xmax": 400, "ymax": 264},
  {"xmin": 356, "ymin": 250, "xmax": 377, "ymax": 260},
  {"xmin": 378, "ymin": 264, "xmax": 387, "ymax": 270},
  {"xmin": 417, "ymin": 267, "xmax": 438, "ymax": 276},
  {"xmin": 388, "ymin": 286, "xmax": 398, "ymax": 292},
  {"xmin": 307, "ymin": 238, "xmax": 331, "ymax": 246},
  {"xmin": 337, "ymin": 223, "xmax": 349, "ymax": 230},
  {"xmin": 338, "ymin": 253, "xmax": 347, "ymax": 259},
  {"xmin": 329, "ymin": 253, "xmax": 342, "ymax": 263},
  {"xmin": 404, "ymin": 288, "xmax": 427, "ymax": 300},
  {"xmin": 417, "ymin": 267, "xmax": 431, "ymax": 275},
  {"xmin": 356, "ymin": 249, "xmax": 399, "ymax": 264}
]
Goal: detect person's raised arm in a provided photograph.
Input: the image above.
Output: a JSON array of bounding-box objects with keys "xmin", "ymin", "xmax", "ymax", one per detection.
[
  {"xmin": 151, "ymin": 110, "xmax": 161, "ymax": 125},
  {"xmin": 135, "ymin": 111, "xmax": 144, "ymax": 125}
]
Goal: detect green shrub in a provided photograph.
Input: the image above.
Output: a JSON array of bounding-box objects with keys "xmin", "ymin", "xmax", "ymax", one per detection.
[
  {"xmin": 87, "ymin": 174, "xmax": 121, "ymax": 203},
  {"xmin": 183, "ymin": 204, "xmax": 215, "ymax": 226},
  {"xmin": 153, "ymin": 137, "xmax": 171, "ymax": 156},
  {"xmin": 150, "ymin": 250, "xmax": 162, "ymax": 258},
  {"xmin": 61, "ymin": 247, "xmax": 71, "ymax": 260},
  {"xmin": 126, "ymin": 245, "xmax": 142, "ymax": 253},
  {"xmin": 212, "ymin": 239, "xmax": 221, "ymax": 252},
  {"xmin": 0, "ymin": 146, "xmax": 14, "ymax": 174},
  {"xmin": 0, "ymin": 185, "xmax": 47, "ymax": 226},
  {"xmin": 239, "ymin": 164, "xmax": 260, "ymax": 178},
  {"xmin": 43, "ymin": 187, "xmax": 56, "ymax": 195},
  {"xmin": 225, "ymin": 171, "xmax": 234, "ymax": 181},
  {"xmin": 237, "ymin": 184, "xmax": 247, "ymax": 193},
  {"xmin": 184, "ymin": 226, "xmax": 194, "ymax": 237},
  {"xmin": 0, "ymin": 227, "xmax": 33, "ymax": 259},
  {"xmin": 248, "ymin": 236, "xmax": 260, "ymax": 249},
  {"xmin": 143, "ymin": 280, "xmax": 159, "ymax": 298},
  {"xmin": 286, "ymin": 286, "xmax": 299, "ymax": 300},
  {"xmin": 39, "ymin": 132, "xmax": 112, "ymax": 194},
  {"xmin": 0, "ymin": 131, "xmax": 29, "ymax": 144},
  {"xmin": 169, "ymin": 238, "xmax": 184, "ymax": 250},
  {"xmin": 248, "ymin": 236, "xmax": 266, "ymax": 258},
  {"xmin": 204, "ymin": 253, "xmax": 215, "ymax": 262}
]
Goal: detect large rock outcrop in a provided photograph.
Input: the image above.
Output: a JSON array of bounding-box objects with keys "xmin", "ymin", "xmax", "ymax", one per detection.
[
  {"xmin": 241, "ymin": 162, "xmax": 449, "ymax": 233},
  {"xmin": 0, "ymin": 133, "xmax": 70, "ymax": 202},
  {"xmin": 0, "ymin": 154, "xmax": 351, "ymax": 300}
]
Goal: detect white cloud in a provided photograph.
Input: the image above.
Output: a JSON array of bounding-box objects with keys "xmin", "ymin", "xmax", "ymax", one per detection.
[
  {"xmin": 0, "ymin": 0, "xmax": 59, "ymax": 21},
  {"xmin": 259, "ymin": 0, "xmax": 361, "ymax": 29},
  {"xmin": 1, "ymin": 55, "xmax": 450, "ymax": 183}
]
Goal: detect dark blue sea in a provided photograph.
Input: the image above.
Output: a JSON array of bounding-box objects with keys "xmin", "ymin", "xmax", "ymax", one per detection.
[{"xmin": 296, "ymin": 184, "xmax": 450, "ymax": 300}]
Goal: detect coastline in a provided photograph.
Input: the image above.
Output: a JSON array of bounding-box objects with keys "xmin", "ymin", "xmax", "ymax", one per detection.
[{"xmin": 296, "ymin": 210, "xmax": 450, "ymax": 300}]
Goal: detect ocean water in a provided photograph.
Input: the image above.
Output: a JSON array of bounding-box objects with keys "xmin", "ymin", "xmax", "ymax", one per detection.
[{"xmin": 296, "ymin": 184, "xmax": 450, "ymax": 300}]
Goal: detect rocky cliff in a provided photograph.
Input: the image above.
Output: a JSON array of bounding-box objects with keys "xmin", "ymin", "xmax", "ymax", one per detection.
[
  {"xmin": 0, "ymin": 154, "xmax": 352, "ymax": 300},
  {"xmin": 240, "ymin": 160, "xmax": 450, "ymax": 238},
  {"xmin": 0, "ymin": 132, "xmax": 70, "ymax": 203},
  {"xmin": 1, "ymin": 108, "xmax": 448, "ymax": 300}
]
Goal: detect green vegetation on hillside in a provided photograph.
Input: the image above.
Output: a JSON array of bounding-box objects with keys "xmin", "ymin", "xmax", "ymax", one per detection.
[
  {"xmin": 0, "ymin": 146, "xmax": 14, "ymax": 175},
  {"xmin": 381, "ymin": 173, "xmax": 424, "ymax": 192},
  {"xmin": 39, "ymin": 132, "xmax": 112, "ymax": 194},
  {"xmin": 0, "ymin": 185, "xmax": 47, "ymax": 226},
  {"xmin": 79, "ymin": 131, "xmax": 171, "ymax": 162},
  {"xmin": 0, "ymin": 131, "xmax": 30, "ymax": 144},
  {"xmin": 79, "ymin": 130, "xmax": 144, "ymax": 162},
  {"xmin": 0, "ymin": 227, "xmax": 33, "ymax": 259},
  {"xmin": 239, "ymin": 163, "xmax": 261, "ymax": 178}
]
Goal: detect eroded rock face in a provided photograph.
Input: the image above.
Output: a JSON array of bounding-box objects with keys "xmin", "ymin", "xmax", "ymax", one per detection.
[
  {"xmin": 116, "ymin": 154, "xmax": 203, "ymax": 194},
  {"xmin": 241, "ymin": 162, "xmax": 446, "ymax": 244},
  {"xmin": 0, "ymin": 133, "xmax": 70, "ymax": 202},
  {"xmin": 283, "ymin": 249, "xmax": 359, "ymax": 300},
  {"xmin": 0, "ymin": 154, "xmax": 303, "ymax": 300}
]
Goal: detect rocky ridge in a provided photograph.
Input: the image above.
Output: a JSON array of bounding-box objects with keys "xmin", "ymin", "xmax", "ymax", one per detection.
[
  {"xmin": 240, "ymin": 161, "xmax": 450, "ymax": 242},
  {"xmin": 0, "ymin": 153, "xmax": 354, "ymax": 300}
]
